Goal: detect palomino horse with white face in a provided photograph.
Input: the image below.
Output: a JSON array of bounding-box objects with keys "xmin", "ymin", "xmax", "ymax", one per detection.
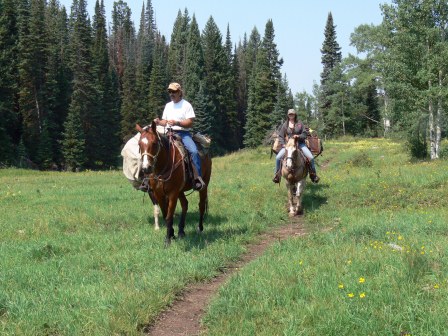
[
  {"xmin": 136, "ymin": 122, "xmax": 212, "ymax": 246},
  {"xmin": 281, "ymin": 137, "xmax": 309, "ymax": 216}
]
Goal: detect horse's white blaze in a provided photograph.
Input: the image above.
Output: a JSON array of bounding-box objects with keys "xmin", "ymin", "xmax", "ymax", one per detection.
[
  {"xmin": 141, "ymin": 138, "xmax": 149, "ymax": 145},
  {"xmin": 286, "ymin": 147, "xmax": 294, "ymax": 169},
  {"xmin": 142, "ymin": 155, "xmax": 150, "ymax": 169}
]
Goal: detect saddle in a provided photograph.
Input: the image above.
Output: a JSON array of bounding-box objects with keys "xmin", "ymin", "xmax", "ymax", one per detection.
[{"xmin": 167, "ymin": 131, "xmax": 210, "ymax": 186}]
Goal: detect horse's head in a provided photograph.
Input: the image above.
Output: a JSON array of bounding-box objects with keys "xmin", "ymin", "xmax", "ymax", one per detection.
[
  {"xmin": 284, "ymin": 137, "xmax": 299, "ymax": 170},
  {"xmin": 136, "ymin": 121, "xmax": 161, "ymax": 174}
]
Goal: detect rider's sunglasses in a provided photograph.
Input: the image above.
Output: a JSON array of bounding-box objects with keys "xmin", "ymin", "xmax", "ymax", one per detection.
[{"xmin": 168, "ymin": 90, "xmax": 179, "ymax": 94}]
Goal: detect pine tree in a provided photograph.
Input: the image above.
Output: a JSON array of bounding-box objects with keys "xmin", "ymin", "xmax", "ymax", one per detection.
[
  {"xmin": 0, "ymin": 0, "xmax": 19, "ymax": 164},
  {"xmin": 147, "ymin": 33, "xmax": 169, "ymax": 121},
  {"xmin": 17, "ymin": 0, "xmax": 48, "ymax": 162},
  {"xmin": 45, "ymin": 0, "xmax": 71, "ymax": 167},
  {"xmin": 36, "ymin": 120, "xmax": 53, "ymax": 169},
  {"xmin": 183, "ymin": 15, "xmax": 203, "ymax": 101},
  {"xmin": 244, "ymin": 20, "xmax": 283, "ymax": 148},
  {"xmin": 61, "ymin": 108, "xmax": 86, "ymax": 171},
  {"xmin": 201, "ymin": 16, "xmax": 228, "ymax": 154},
  {"xmin": 319, "ymin": 12, "xmax": 343, "ymax": 137},
  {"xmin": 92, "ymin": 0, "xmax": 120, "ymax": 168},
  {"xmin": 221, "ymin": 24, "xmax": 239, "ymax": 151},
  {"xmin": 168, "ymin": 9, "xmax": 190, "ymax": 83},
  {"xmin": 67, "ymin": 0, "xmax": 98, "ymax": 167}
]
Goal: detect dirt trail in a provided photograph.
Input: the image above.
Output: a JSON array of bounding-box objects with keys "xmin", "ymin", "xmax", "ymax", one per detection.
[{"xmin": 146, "ymin": 216, "xmax": 306, "ymax": 336}]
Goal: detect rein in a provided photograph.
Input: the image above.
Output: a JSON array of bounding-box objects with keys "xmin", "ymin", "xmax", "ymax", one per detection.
[{"xmin": 150, "ymin": 132, "xmax": 183, "ymax": 184}]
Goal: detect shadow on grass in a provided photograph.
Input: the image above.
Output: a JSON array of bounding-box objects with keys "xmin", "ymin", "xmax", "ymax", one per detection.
[
  {"xmin": 302, "ymin": 182, "xmax": 328, "ymax": 213},
  {"xmin": 148, "ymin": 209, "xmax": 266, "ymax": 251}
]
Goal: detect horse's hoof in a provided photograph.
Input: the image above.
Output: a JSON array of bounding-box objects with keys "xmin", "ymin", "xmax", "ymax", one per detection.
[
  {"xmin": 289, "ymin": 212, "xmax": 295, "ymax": 217},
  {"xmin": 164, "ymin": 238, "xmax": 171, "ymax": 248},
  {"xmin": 178, "ymin": 232, "xmax": 185, "ymax": 239}
]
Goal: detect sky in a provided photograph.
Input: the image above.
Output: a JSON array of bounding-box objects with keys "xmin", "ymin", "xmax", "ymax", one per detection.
[{"xmin": 59, "ymin": 0, "xmax": 390, "ymax": 94}]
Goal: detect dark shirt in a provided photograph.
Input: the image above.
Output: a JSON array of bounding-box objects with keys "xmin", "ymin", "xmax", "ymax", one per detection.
[{"xmin": 278, "ymin": 120, "xmax": 307, "ymax": 146}]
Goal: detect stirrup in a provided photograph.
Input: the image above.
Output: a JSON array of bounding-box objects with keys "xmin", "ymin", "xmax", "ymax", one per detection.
[
  {"xmin": 310, "ymin": 174, "xmax": 320, "ymax": 184},
  {"xmin": 194, "ymin": 176, "xmax": 206, "ymax": 191}
]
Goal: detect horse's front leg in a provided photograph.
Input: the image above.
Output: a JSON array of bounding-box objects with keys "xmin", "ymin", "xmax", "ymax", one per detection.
[
  {"xmin": 153, "ymin": 204, "xmax": 160, "ymax": 230},
  {"xmin": 286, "ymin": 183, "xmax": 295, "ymax": 217},
  {"xmin": 177, "ymin": 193, "xmax": 188, "ymax": 238},
  {"xmin": 295, "ymin": 180, "xmax": 306, "ymax": 215},
  {"xmin": 164, "ymin": 195, "xmax": 178, "ymax": 247}
]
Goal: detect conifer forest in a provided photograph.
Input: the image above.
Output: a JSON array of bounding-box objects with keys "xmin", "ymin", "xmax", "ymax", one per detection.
[{"xmin": 0, "ymin": 0, "xmax": 446, "ymax": 170}]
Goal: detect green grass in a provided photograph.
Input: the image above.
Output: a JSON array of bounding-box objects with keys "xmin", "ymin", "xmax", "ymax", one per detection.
[
  {"xmin": 203, "ymin": 138, "xmax": 448, "ymax": 336},
  {"xmin": 0, "ymin": 148, "xmax": 287, "ymax": 335},
  {"xmin": 2, "ymin": 139, "xmax": 447, "ymax": 335}
]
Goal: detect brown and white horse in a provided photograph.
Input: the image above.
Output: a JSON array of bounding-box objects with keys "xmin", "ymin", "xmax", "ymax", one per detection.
[
  {"xmin": 281, "ymin": 137, "xmax": 308, "ymax": 216},
  {"xmin": 136, "ymin": 122, "xmax": 212, "ymax": 246}
]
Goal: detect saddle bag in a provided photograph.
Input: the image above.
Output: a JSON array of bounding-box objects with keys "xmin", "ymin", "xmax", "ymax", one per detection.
[
  {"xmin": 272, "ymin": 136, "xmax": 282, "ymax": 154},
  {"xmin": 193, "ymin": 132, "xmax": 211, "ymax": 148},
  {"xmin": 305, "ymin": 130, "xmax": 323, "ymax": 156}
]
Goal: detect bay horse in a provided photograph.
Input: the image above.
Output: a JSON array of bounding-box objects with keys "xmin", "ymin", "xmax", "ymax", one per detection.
[
  {"xmin": 136, "ymin": 122, "xmax": 212, "ymax": 246},
  {"xmin": 281, "ymin": 137, "xmax": 309, "ymax": 216}
]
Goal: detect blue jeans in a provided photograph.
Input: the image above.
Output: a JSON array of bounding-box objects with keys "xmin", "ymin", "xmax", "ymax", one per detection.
[
  {"xmin": 176, "ymin": 130, "xmax": 202, "ymax": 177},
  {"xmin": 274, "ymin": 143, "xmax": 316, "ymax": 173}
]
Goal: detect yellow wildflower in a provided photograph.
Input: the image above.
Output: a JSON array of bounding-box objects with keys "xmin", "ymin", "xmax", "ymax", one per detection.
[
  {"xmin": 348, "ymin": 293, "xmax": 354, "ymax": 298},
  {"xmin": 359, "ymin": 277, "xmax": 365, "ymax": 284},
  {"xmin": 359, "ymin": 292, "xmax": 366, "ymax": 298},
  {"xmin": 338, "ymin": 283, "xmax": 344, "ymax": 289}
]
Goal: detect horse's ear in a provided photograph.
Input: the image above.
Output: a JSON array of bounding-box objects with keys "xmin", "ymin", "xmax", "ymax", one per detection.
[
  {"xmin": 136, "ymin": 124, "xmax": 143, "ymax": 133},
  {"xmin": 151, "ymin": 120, "xmax": 157, "ymax": 132}
]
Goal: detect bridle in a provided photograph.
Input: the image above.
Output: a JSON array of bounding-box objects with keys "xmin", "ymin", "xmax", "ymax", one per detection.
[{"xmin": 140, "ymin": 129, "xmax": 162, "ymax": 168}]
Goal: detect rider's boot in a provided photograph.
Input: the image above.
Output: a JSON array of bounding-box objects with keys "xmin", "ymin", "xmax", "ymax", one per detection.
[
  {"xmin": 138, "ymin": 177, "xmax": 150, "ymax": 192},
  {"xmin": 309, "ymin": 167, "xmax": 320, "ymax": 184},
  {"xmin": 272, "ymin": 170, "xmax": 281, "ymax": 183},
  {"xmin": 190, "ymin": 158, "xmax": 206, "ymax": 191}
]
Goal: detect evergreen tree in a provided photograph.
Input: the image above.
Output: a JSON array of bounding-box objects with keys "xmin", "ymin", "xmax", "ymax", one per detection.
[
  {"xmin": 244, "ymin": 19, "xmax": 283, "ymax": 148},
  {"xmin": 45, "ymin": 0, "xmax": 71, "ymax": 167},
  {"xmin": 0, "ymin": 0, "xmax": 19, "ymax": 164},
  {"xmin": 110, "ymin": 0, "xmax": 135, "ymax": 93},
  {"xmin": 36, "ymin": 120, "xmax": 53, "ymax": 169},
  {"xmin": 67, "ymin": 0, "xmax": 98, "ymax": 168},
  {"xmin": 147, "ymin": 33, "xmax": 169, "ymax": 121},
  {"xmin": 183, "ymin": 15, "xmax": 203, "ymax": 101},
  {"xmin": 168, "ymin": 9, "xmax": 190, "ymax": 83},
  {"xmin": 319, "ymin": 12, "xmax": 342, "ymax": 137},
  {"xmin": 201, "ymin": 16, "xmax": 228, "ymax": 154},
  {"xmin": 92, "ymin": 0, "xmax": 120, "ymax": 167},
  {"xmin": 193, "ymin": 82, "xmax": 214, "ymax": 136},
  {"xmin": 61, "ymin": 107, "xmax": 86, "ymax": 171},
  {"xmin": 221, "ymin": 24, "xmax": 239, "ymax": 151},
  {"xmin": 17, "ymin": 0, "xmax": 48, "ymax": 162}
]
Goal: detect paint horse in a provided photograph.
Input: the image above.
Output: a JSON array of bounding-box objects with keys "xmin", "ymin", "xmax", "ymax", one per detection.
[
  {"xmin": 136, "ymin": 122, "xmax": 212, "ymax": 246},
  {"xmin": 281, "ymin": 137, "xmax": 309, "ymax": 216}
]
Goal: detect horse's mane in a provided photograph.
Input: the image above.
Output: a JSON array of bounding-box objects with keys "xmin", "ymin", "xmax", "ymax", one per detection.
[
  {"xmin": 285, "ymin": 137, "xmax": 296, "ymax": 148},
  {"xmin": 141, "ymin": 125, "xmax": 170, "ymax": 149}
]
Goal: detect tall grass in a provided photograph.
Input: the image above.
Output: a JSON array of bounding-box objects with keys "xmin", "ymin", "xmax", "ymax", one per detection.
[
  {"xmin": 1, "ymin": 148, "xmax": 287, "ymax": 335},
  {"xmin": 203, "ymin": 138, "xmax": 448, "ymax": 335}
]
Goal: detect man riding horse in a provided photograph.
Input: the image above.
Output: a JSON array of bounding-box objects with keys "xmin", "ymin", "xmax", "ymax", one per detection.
[{"xmin": 139, "ymin": 82, "xmax": 206, "ymax": 192}]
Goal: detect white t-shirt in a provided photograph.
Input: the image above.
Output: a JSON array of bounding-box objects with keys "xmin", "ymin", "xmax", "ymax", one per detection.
[{"xmin": 162, "ymin": 99, "xmax": 195, "ymax": 131}]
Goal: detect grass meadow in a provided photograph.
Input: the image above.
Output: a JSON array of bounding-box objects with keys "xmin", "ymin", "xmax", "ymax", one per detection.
[
  {"xmin": 1, "ymin": 147, "xmax": 286, "ymax": 335},
  {"xmin": 1, "ymin": 138, "xmax": 447, "ymax": 335},
  {"xmin": 203, "ymin": 139, "xmax": 448, "ymax": 336}
]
